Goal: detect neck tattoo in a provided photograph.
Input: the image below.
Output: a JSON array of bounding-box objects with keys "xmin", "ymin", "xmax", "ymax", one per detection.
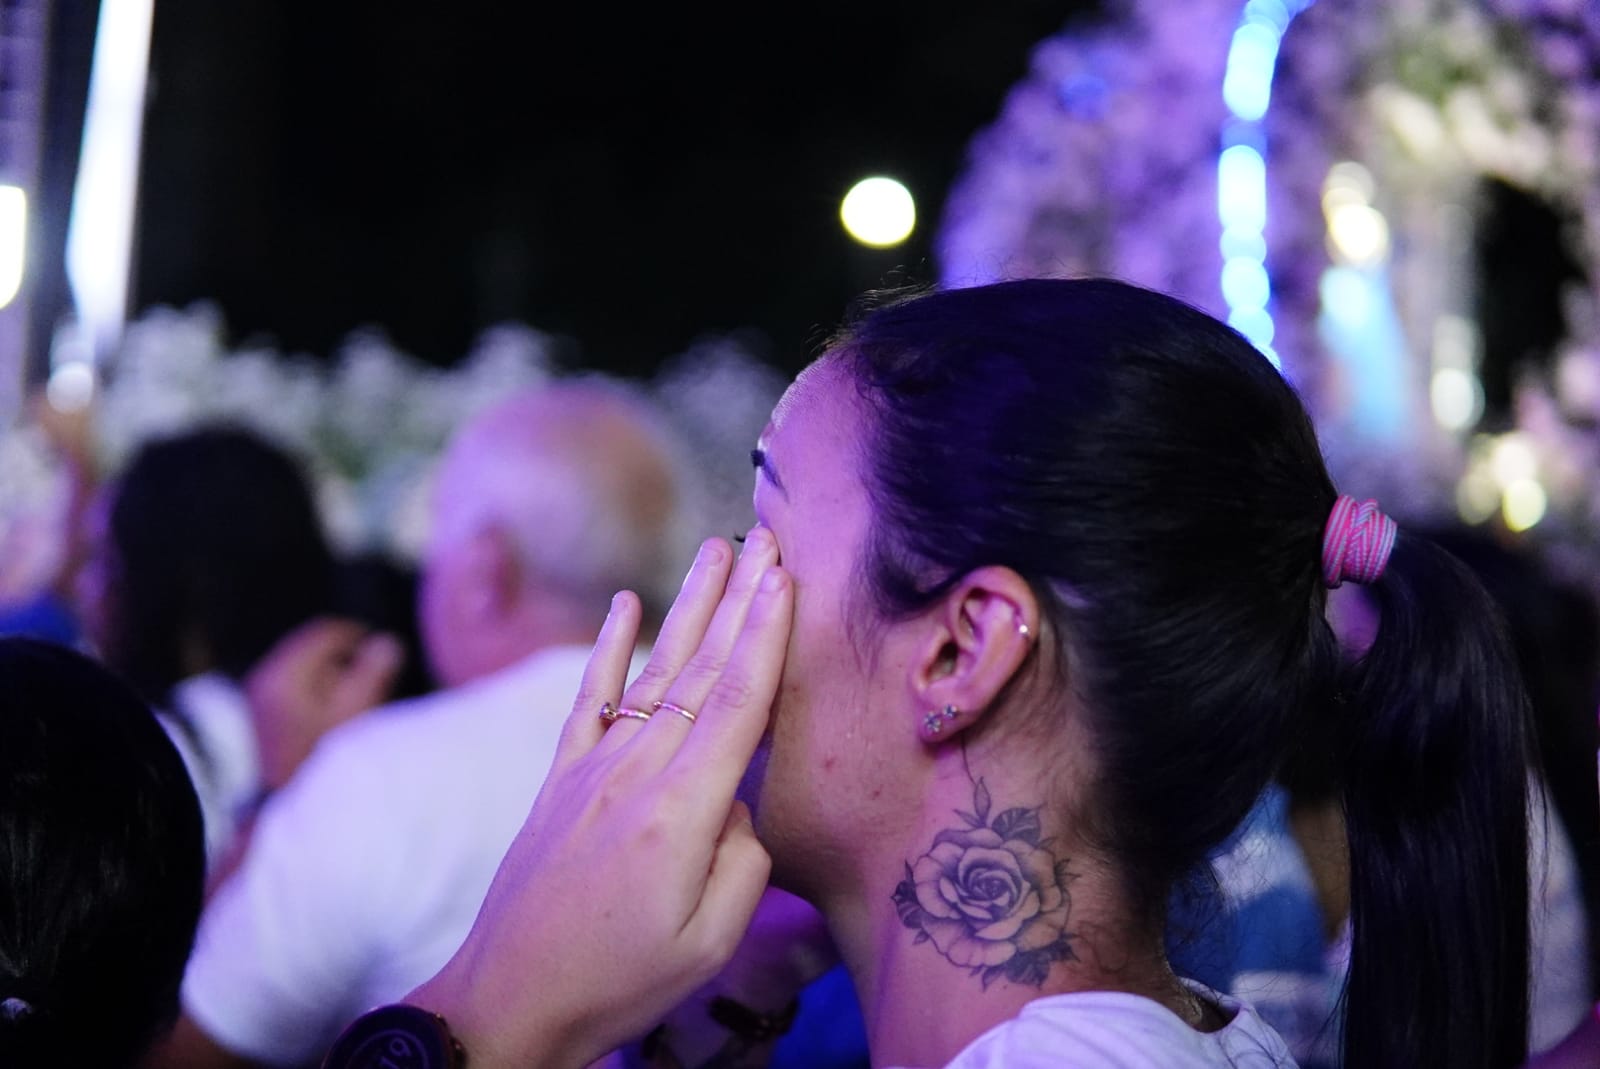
[{"xmin": 890, "ymin": 776, "xmax": 1078, "ymax": 989}]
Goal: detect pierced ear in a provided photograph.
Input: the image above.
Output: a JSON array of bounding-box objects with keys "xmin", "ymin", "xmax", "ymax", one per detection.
[{"xmin": 907, "ymin": 566, "xmax": 1041, "ymax": 744}]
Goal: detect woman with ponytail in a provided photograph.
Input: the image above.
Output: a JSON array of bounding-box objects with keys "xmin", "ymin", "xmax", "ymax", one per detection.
[{"xmin": 352, "ymin": 277, "xmax": 1535, "ymax": 1069}]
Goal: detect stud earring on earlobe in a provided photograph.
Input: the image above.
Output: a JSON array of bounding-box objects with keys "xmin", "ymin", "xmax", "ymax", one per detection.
[{"xmin": 922, "ymin": 704, "xmax": 960, "ymax": 736}]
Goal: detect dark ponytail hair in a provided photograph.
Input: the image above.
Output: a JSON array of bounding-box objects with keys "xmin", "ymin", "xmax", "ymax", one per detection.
[
  {"xmin": 830, "ymin": 277, "xmax": 1531, "ymax": 1067},
  {"xmin": 1338, "ymin": 535, "xmax": 1531, "ymax": 1068}
]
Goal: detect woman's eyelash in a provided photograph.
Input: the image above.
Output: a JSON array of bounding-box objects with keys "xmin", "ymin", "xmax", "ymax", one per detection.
[{"xmin": 732, "ymin": 532, "xmax": 747, "ymax": 544}]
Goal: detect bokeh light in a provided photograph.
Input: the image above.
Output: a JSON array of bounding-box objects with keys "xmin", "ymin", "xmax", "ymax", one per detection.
[
  {"xmin": 840, "ymin": 177, "xmax": 916, "ymax": 248},
  {"xmin": 1502, "ymin": 478, "xmax": 1547, "ymax": 532},
  {"xmin": 1327, "ymin": 203, "xmax": 1390, "ymax": 266},
  {"xmin": 1430, "ymin": 367, "xmax": 1482, "ymax": 431},
  {"xmin": 1489, "ymin": 434, "xmax": 1537, "ymax": 485},
  {"xmin": 46, "ymin": 361, "xmax": 95, "ymax": 412},
  {"xmin": 1216, "ymin": 0, "xmax": 1318, "ymax": 369},
  {"xmin": 0, "ymin": 185, "xmax": 24, "ymax": 309},
  {"xmin": 1456, "ymin": 467, "xmax": 1500, "ymax": 525}
]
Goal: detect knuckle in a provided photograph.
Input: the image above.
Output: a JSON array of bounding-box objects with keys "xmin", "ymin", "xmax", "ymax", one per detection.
[
  {"xmin": 697, "ymin": 924, "xmax": 742, "ymax": 974},
  {"xmin": 634, "ymin": 813, "xmax": 670, "ymax": 852},
  {"xmin": 706, "ymin": 673, "xmax": 756, "ymax": 712},
  {"xmin": 590, "ymin": 782, "xmax": 627, "ymax": 818},
  {"xmin": 629, "ymin": 660, "xmax": 676, "ymax": 692},
  {"xmin": 679, "ymin": 649, "xmax": 728, "ymax": 682},
  {"xmin": 569, "ymin": 686, "xmax": 606, "ymax": 717}
]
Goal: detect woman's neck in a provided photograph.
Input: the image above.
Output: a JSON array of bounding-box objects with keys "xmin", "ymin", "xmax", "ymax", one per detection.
[{"xmin": 819, "ymin": 773, "xmax": 1205, "ymax": 1067}]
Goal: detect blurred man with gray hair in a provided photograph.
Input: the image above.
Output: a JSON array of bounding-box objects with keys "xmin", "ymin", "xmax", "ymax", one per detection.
[{"xmin": 153, "ymin": 379, "xmax": 691, "ymax": 1069}]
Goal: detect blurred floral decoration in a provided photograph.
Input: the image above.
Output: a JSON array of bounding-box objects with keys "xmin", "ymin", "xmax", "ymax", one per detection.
[
  {"xmin": 938, "ymin": 0, "xmax": 1600, "ymax": 581},
  {"xmin": 0, "ymin": 303, "xmax": 783, "ymax": 606}
]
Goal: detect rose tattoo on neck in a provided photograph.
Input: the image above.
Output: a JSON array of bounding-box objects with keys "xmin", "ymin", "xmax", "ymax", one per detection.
[{"xmin": 891, "ymin": 777, "xmax": 1077, "ymax": 988}]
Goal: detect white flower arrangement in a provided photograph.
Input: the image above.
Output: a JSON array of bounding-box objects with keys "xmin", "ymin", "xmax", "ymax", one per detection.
[
  {"xmin": 78, "ymin": 303, "xmax": 559, "ymax": 562},
  {"xmin": 0, "ymin": 303, "xmax": 785, "ymax": 596}
]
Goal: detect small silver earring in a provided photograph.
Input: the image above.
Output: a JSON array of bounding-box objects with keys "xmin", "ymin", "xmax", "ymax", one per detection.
[{"xmin": 923, "ymin": 704, "xmax": 959, "ymax": 735}]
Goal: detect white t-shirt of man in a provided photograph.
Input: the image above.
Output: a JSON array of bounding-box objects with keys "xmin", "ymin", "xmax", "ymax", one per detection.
[
  {"xmin": 896, "ymin": 980, "xmax": 1298, "ymax": 1069},
  {"xmin": 182, "ymin": 645, "xmax": 604, "ymax": 1067}
]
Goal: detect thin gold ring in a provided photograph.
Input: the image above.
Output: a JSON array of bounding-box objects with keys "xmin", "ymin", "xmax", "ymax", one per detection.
[
  {"xmin": 598, "ymin": 702, "xmax": 619, "ymax": 725},
  {"xmin": 612, "ymin": 707, "xmax": 653, "ymax": 724},
  {"xmin": 652, "ymin": 699, "xmax": 698, "ymax": 724}
]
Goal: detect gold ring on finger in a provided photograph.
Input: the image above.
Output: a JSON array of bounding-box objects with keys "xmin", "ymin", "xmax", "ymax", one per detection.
[
  {"xmin": 612, "ymin": 707, "xmax": 653, "ymax": 724},
  {"xmin": 652, "ymin": 700, "xmax": 697, "ymax": 724}
]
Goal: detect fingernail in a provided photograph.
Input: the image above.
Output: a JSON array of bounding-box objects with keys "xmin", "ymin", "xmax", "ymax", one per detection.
[
  {"xmin": 698, "ymin": 539, "xmax": 725, "ymax": 567},
  {"xmin": 610, "ymin": 592, "xmax": 626, "ymax": 614},
  {"xmin": 760, "ymin": 568, "xmax": 787, "ymax": 593}
]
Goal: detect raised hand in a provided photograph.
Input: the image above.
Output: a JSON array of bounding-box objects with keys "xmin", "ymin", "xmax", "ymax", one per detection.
[
  {"xmin": 245, "ymin": 616, "xmax": 403, "ymax": 791},
  {"xmin": 405, "ymin": 530, "xmax": 793, "ymax": 1069}
]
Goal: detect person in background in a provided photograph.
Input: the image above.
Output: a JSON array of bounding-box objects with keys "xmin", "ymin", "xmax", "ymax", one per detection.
[
  {"xmin": 75, "ymin": 425, "xmax": 402, "ymax": 875},
  {"xmin": 149, "ymin": 379, "xmax": 698, "ymax": 1069},
  {"xmin": 0, "ymin": 638, "xmax": 207, "ymax": 1069},
  {"xmin": 0, "ymin": 393, "xmax": 100, "ymax": 647},
  {"xmin": 330, "ymin": 550, "xmax": 437, "ymax": 702},
  {"xmin": 1166, "ymin": 784, "xmax": 1338, "ymax": 1068}
]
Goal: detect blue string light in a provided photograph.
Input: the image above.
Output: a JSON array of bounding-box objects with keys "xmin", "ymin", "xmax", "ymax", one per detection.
[{"xmin": 1217, "ymin": 0, "xmax": 1316, "ymax": 368}]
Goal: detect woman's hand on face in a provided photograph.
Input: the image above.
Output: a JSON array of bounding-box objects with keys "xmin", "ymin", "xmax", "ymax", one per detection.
[{"xmin": 406, "ymin": 529, "xmax": 792, "ymax": 1069}]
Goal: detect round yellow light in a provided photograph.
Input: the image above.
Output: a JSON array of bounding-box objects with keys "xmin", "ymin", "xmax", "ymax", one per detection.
[
  {"xmin": 1455, "ymin": 469, "xmax": 1500, "ymax": 525},
  {"xmin": 1502, "ymin": 478, "xmax": 1547, "ymax": 532},
  {"xmin": 840, "ymin": 177, "xmax": 916, "ymax": 248},
  {"xmin": 1327, "ymin": 204, "xmax": 1391, "ymax": 266}
]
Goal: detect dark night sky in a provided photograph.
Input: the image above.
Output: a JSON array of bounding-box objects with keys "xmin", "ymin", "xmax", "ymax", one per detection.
[{"xmin": 126, "ymin": 2, "xmax": 1090, "ymax": 379}]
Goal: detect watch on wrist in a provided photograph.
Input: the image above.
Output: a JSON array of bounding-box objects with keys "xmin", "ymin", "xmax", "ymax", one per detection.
[{"xmin": 322, "ymin": 1003, "xmax": 467, "ymax": 1069}]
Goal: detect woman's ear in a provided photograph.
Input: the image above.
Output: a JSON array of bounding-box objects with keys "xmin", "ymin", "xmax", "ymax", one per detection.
[{"xmin": 905, "ymin": 566, "xmax": 1041, "ymax": 743}]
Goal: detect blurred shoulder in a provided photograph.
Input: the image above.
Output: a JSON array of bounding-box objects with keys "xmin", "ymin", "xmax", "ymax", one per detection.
[{"xmin": 292, "ymin": 644, "xmax": 603, "ymax": 783}]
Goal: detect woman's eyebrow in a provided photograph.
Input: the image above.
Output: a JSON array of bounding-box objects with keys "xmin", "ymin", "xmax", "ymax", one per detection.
[{"xmin": 750, "ymin": 447, "xmax": 787, "ymax": 498}]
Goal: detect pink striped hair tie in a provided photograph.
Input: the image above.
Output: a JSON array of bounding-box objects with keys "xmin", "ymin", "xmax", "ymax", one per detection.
[{"xmin": 1321, "ymin": 495, "xmax": 1398, "ymax": 588}]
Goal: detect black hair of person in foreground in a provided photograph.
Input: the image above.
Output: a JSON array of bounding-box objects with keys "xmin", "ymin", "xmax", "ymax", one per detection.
[{"xmin": 0, "ymin": 638, "xmax": 206, "ymax": 1068}]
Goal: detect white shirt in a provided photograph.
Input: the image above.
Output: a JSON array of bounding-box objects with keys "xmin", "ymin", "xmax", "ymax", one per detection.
[
  {"xmin": 182, "ymin": 645, "xmax": 601, "ymax": 1067},
  {"xmin": 899, "ymin": 981, "xmax": 1298, "ymax": 1069},
  {"xmin": 161, "ymin": 672, "xmax": 262, "ymax": 872},
  {"xmin": 1528, "ymin": 782, "xmax": 1593, "ymax": 1053}
]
